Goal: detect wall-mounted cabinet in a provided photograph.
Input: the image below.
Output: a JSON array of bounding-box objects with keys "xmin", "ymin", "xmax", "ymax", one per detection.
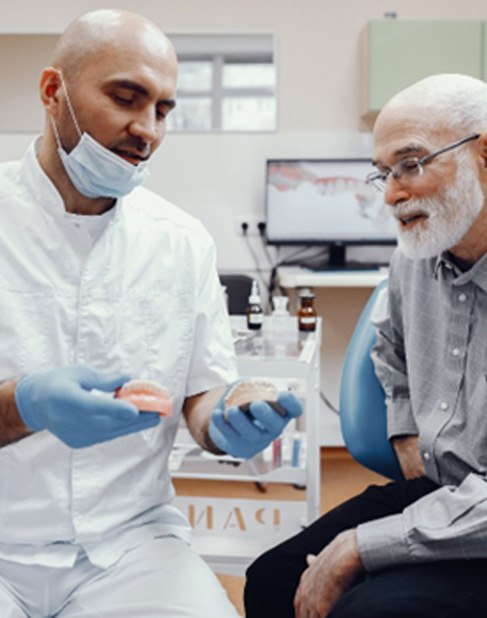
[{"xmin": 363, "ymin": 20, "xmax": 484, "ymax": 123}]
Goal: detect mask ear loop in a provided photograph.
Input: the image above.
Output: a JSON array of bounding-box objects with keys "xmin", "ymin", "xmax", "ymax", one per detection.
[
  {"xmin": 55, "ymin": 69, "xmax": 83, "ymax": 139},
  {"xmin": 50, "ymin": 115, "xmax": 63, "ymax": 150}
]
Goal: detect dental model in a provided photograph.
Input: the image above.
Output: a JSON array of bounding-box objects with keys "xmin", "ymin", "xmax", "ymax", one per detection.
[
  {"xmin": 223, "ymin": 379, "xmax": 285, "ymax": 420},
  {"xmin": 115, "ymin": 379, "xmax": 173, "ymax": 416}
]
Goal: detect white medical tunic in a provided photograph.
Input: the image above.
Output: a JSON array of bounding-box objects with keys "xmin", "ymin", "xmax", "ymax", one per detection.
[{"xmin": 0, "ymin": 141, "xmax": 238, "ymax": 569}]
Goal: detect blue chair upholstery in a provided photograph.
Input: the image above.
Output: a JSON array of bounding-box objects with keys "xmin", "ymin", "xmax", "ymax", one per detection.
[{"xmin": 339, "ymin": 280, "xmax": 403, "ymax": 480}]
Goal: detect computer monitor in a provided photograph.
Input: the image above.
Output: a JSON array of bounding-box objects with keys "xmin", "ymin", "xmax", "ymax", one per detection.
[{"xmin": 265, "ymin": 158, "xmax": 397, "ymax": 269}]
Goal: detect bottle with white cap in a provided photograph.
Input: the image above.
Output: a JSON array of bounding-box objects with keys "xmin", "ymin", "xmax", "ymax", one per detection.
[{"xmin": 246, "ymin": 280, "xmax": 263, "ymax": 330}]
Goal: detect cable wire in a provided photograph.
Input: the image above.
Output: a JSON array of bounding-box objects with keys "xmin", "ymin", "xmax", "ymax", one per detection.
[{"xmin": 320, "ymin": 390, "xmax": 339, "ymax": 415}]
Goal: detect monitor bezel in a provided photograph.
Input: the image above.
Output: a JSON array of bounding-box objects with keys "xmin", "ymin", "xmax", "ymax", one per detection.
[{"xmin": 264, "ymin": 157, "xmax": 397, "ymax": 247}]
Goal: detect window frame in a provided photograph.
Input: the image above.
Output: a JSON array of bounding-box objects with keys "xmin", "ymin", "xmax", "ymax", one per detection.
[{"xmin": 168, "ymin": 34, "xmax": 276, "ymax": 133}]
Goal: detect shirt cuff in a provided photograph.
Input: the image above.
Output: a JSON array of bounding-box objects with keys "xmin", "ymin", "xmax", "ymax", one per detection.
[
  {"xmin": 356, "ymin": 513, "xmax": 411, "ymax": 572},
  {"xmin": 387, "ymin": 398, "xmax": 418, "ymax": 439}
]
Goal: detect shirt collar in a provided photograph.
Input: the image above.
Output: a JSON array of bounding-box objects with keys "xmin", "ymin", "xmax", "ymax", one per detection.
[
  {"xmin": 435, "ymin": 250, "xmax": 487, "ymax": 293},
  {"xmin": 21, "ymin": 137, "xmax": 67, "ymax": 218}
]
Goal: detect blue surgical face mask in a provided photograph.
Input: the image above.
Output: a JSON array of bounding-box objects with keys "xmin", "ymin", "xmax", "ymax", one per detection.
[{"xmin": 51, "ymin": 73, "xmax": 150, "ymax": 199}]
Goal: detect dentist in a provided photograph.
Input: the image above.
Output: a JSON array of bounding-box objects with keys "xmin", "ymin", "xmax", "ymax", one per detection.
[{"xmin": 0, "ymin": 9, "xmax": 301, "ymax": 617}]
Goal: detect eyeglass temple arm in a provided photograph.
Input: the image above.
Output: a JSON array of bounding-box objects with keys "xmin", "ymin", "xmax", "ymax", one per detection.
[{"xmin": 421, "ymin": 133, "xmax": 481, "ymax": 164}]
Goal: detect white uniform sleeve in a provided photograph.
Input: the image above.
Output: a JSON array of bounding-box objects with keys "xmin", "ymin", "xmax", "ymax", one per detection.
[{"xmin": 185, "ymin": 242, "xmax": 239, "ymax": 396}]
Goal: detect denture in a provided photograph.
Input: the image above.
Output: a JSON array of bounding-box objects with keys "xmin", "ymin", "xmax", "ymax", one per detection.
[
  {"xmin": 224, "ymin": 379, "xmax": 285, "ymax": 420},
  {"xmin": 115, "ymin": 379, "xmax": 173, "ymax": 416}
]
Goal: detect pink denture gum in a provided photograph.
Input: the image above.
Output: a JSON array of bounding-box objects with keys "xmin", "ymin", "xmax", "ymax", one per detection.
[{"xmin": 115, "ymin": 379, "xmax": 173, "ymax": 416}]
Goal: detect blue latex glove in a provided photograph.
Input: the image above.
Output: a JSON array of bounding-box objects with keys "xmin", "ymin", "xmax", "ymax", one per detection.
[
  {"xmin": 15, "ymin": 365, "xmax": 160, "ymax": 448},
  {"xmin": 209, "ymin": 385, "xmax": 303, "ymax": 459}
]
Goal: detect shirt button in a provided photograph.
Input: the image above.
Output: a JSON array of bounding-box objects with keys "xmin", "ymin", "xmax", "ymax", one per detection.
[
  {"xmin": 440, "ymin": 401, "xmax": 449, "ymax": 410},
  {"xmin": 458, "ymin": 293, "xmax": 467, "ymax": 302},
  {"xmin": 423, "ymin": 452, "xmax": 431, "ymax": 461},
  {"xmin": 451, "ymin": 348, "xmax": 460, "ymax": 357}
]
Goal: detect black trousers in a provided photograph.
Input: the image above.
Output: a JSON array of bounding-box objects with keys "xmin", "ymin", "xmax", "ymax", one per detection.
[{"xmin": 244, "ymin": 477, "xmax": 487, "ymax": 618}]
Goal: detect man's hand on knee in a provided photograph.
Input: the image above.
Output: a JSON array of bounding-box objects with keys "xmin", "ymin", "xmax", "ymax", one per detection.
[{"xmin": 294, "ymin": 529, "xmax": 364, "ymax": 618}]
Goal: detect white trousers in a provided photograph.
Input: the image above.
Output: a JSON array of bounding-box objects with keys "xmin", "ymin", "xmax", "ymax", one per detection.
[{"xmin": 0, "ymin": 537, "xmax": 240, "ymax": 618}]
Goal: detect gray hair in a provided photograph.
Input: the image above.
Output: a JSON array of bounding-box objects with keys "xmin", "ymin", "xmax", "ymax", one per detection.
[{"xmin": 386, "ymin": 73, "xmax": 487, "ymax": 136}]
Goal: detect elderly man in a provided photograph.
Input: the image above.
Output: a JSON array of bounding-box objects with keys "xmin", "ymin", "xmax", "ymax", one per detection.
[
  {"xmin": 245, "ymin": 73, "xmax": 487, "ymax": 618},
  {"xmin": 0, "ymin": 9, "xmax": 301, "ymax": 617}
]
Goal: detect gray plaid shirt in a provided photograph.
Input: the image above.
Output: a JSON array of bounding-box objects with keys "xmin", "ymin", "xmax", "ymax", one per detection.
[{"xmin": 357, "ymin": 248, "xmax": 487, "ymax": 571}]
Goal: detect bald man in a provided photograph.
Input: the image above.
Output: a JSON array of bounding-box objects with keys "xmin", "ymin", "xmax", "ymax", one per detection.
[
  {"xmin": 245, "ymin": 73, "xmax": 487, "ymax": 618},
  {"xmin": 0, "ymin": 9, "xmax": 303, "ymax": 617}
]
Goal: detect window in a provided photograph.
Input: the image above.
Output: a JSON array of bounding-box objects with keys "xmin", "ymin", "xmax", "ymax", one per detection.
[{"xmin": 168, "ymin": 34, "xmax": 276, "ymax": 132}]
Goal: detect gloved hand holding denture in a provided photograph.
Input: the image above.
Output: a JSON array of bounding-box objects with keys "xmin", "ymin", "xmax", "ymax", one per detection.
[
  {"xmin": 209, "ymin": 379, "xmax": 303, "ymax": 459},
  {"xmin": 14, "ymin": 365, "xmax": 161, "ymax": 449}
]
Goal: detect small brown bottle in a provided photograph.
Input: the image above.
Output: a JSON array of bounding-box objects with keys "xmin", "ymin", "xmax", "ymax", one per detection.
[
  {"xmin": 298, "ymin": 288, "xmax": 317, "ymax": 332},
  {"xmin": 247, "ymin": 280, "xmax": 263, "ymax": 330}
]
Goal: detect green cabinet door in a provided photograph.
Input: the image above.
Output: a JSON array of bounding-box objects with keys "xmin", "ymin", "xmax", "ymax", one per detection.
[{"xmin": 367, "ymin": 20, "xmax": 483, "ymax": 113}]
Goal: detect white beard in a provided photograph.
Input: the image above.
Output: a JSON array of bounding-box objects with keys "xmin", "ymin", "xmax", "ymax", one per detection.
[{"xmin": 395, "ymin": 161, "xmax": 484, "ymax": 260}]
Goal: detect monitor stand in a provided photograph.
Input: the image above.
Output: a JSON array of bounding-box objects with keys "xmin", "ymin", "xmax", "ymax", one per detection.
[{"xmin": 305, "ymin": 244, "xmax": 382, "ymax": 271}]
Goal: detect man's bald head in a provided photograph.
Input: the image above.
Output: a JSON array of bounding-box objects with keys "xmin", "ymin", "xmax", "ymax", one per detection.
[{"xmin": 51, "ymin": 9, "xmax": 176, "ymax": 82}]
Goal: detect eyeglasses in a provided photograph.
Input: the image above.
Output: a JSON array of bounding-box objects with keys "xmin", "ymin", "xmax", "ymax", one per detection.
[{"xmin": 366, "ymin": 133, "xmax": 480, "ymax": 192}]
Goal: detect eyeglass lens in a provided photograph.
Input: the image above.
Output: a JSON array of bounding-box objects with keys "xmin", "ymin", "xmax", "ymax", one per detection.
[{"xmin": 367, "ymin": 133, "xmax": 480, "ymax": 191}]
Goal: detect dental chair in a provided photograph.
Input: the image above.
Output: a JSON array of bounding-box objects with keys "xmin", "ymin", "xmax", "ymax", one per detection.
[{"xmin": 339, "ymin": 279, "xmax": 403, "ymax": 480}]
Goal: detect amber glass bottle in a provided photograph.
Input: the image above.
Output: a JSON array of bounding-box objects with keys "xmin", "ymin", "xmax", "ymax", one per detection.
[{"xmin": 298, "ymin": 289, "xmax": 317, "ymax": 332}]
